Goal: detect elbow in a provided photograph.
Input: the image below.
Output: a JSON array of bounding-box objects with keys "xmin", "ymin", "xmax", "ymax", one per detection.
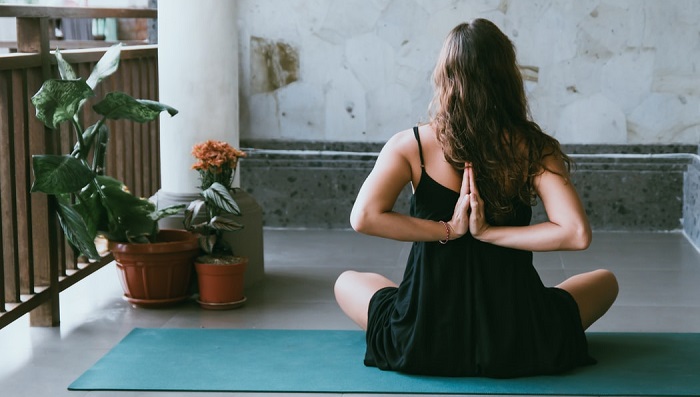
[
  {"xmin": 568, "ymin": 223, "xmax": 592, "ymax": 250},
  {"xmin": 349, "ymin": 206, "xmax": 370, "ymax": 234}
]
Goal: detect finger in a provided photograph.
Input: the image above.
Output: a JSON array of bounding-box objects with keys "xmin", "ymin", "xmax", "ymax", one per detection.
[
  {"xmin": 462, "ymin": 194, "xmax": 472, "ymax": 213},
  {"xmin": 460, "ymin": 163, "xmax": 471, "ymax": 196},
  {"xmin": 468, "ymin": 166, "xmax": 478, "ymax": 197}
]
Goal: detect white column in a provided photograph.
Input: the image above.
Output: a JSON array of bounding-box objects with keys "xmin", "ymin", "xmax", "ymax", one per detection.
[
  {"xmin": 155, "ymin": 1, "xmax": 264, "ymax": 287},
  {"xmin": 158, "ymin": 0, "xmax": 239, "ymax": 194}
]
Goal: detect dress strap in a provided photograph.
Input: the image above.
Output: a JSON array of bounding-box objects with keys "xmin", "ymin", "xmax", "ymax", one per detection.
[{"xmin": 413, "ymin": 126, "xmax": 425, "ymax": 168}]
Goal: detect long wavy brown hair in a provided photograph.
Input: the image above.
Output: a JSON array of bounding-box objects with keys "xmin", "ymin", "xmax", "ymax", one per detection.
[{"xmin": 429, "ymin": 19, "xmax": 571, "ymax": 219}]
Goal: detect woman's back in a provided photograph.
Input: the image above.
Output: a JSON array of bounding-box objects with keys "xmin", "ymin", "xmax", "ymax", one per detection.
[{"xmin": 363, "ymin": 126, "xmax": 594, "ymax": 378}]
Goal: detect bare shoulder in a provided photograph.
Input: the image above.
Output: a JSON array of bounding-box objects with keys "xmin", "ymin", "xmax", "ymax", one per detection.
[
  {"xmin": 538, "ymin": 150, "xmax": 570, "ymax": 180},
  {"xmin": 382, "ymin": 127, "xmax": 418, "ymax": 154},
  {"xmin": 374, "ymin": 127, "xmax": 419, "ymax": 167}
]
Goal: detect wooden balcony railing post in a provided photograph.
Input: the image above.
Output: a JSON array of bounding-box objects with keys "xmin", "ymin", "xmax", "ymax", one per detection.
[
  {"xmin": 0, "ymin": 5, "xmax": 159, "ymax": 330},
  {"xmin": 16, "ymin": 17, "xmax": 51, "ymax": 79},
  {"xmin": 0, "ymin": 71, "xmax": 9, "ymax": 312},
  {"xmin": 16, "ymin": 15, "xmax": 61, "ymax": 326}
]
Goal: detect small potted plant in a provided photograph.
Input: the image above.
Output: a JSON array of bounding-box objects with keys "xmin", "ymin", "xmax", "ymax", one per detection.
[
  {"xmin": 184, "ymin": 140, "xmax": 248, "ymax": 309},
  {"xmin": 30, "ymin": 44, "xmax": 199, "ymax": 307}
]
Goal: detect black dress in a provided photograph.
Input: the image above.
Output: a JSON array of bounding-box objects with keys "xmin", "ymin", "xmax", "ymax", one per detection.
[{"xmin": 364, "ymin": 127, "xmax": 595, "ymax": 378}]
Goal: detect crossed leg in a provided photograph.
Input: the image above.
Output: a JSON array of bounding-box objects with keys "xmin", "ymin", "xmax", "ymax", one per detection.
[
  {"xmin": 334, "ymin": 270, "xmax": 397, "ymax": 330},
  {"xmin": 557, "ymin": 269, "xmax": 619, "ymax": 330},
  {"xmin": 335, "ymin": 269, "xmax": 618, "ymax": 331}
]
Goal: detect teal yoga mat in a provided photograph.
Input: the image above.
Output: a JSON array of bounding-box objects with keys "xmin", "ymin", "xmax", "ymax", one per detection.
[{"xmin": 69, "ymin": 328, "xmax": 700, "ymax": 395}]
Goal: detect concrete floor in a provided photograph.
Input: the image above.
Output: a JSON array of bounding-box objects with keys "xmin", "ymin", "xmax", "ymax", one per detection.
[{"xmin": 1, "ymin": 228, "xmax": 700, "ymax": 397}]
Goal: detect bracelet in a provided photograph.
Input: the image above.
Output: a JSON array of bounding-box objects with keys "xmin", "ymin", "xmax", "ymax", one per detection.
[{"xmin": 438, "ymin": 221, "xmax": 451, "ymax": 244}]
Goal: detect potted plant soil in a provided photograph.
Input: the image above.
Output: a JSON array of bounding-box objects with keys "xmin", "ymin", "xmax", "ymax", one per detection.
[
  {"xmin": 184, "ymin": 140, "xmax": 248, "ymax": 310},
  {"xmin": 30, "ymin": 44, "xmax": 198, "ymax": 307}
]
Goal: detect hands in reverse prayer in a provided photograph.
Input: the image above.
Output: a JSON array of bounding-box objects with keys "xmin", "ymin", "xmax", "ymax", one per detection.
[{"xmin": 448, "ymin": 164, "xmax": 489, "ymax": 240}]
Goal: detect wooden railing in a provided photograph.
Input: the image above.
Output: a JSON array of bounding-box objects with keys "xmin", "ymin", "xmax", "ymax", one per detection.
[{"xmin": 0, "ymin": 5, "xmax": 159, "ymax": 329}]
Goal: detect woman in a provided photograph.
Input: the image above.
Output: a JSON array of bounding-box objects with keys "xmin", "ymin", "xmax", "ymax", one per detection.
[{"xmin": 334, "ymin": 19, "xmax": 618, "ymax": 378}]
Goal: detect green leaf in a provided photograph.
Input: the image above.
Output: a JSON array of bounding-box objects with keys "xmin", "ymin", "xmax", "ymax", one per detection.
[
  {"xmin": 31, "ymin": 79, "xmax": 95, "ymax": 129},
  {"xmin": 98, "ymin": 179, "xmax": 157, "ymax": 242},
  {"xmin": 186, "ymin": 222, "xmax": 209, "ymax": 234},
  {"xmin": 75, "ymin": 175, "xmax": 125, "ymax": 237},
  {"xmin": 55, "ymin": 48, "xmax": 77, "ymax": 80},
  {"xmin": 137, "ymin": 99, "xmax": 179, "ymax": 117},
  {"xmin": 151, "ymin": 204, "xmax": 186, "ymax": 222},
  {"xmin": 55, "ymin": 49, "xmax": 92, "ymax": 116},
  {"xmin": 95, "ymin": 174, "xmax": 127, "ymax": 190},
  {"xmin": 210, "ymin": 215, "xmax": 244, "ymax": 232},
  {"xmin": 86, "ymin": 43, "xmax": 121, "ymax": 89},
  {"xmin": 202, "ymin": 182, "xmax": 241, "ymax": 215},
  {"xmin": 183, "ymin": 199, "xmax": 205, "ymax": 229},
  {"xmin": 199, "ymin": 234, "xmax": 216, "ymax": 254},
  {"xmin": 93, "ymin": 92, "xmax": 178, "ymax": 123},
  {"xmin": 74, "ymin": 182, "xmax": 108, "ymax": 241},
  {"xmin": 31, "ymin": 155, "xmax": 94, "ymax": 194},
  {"xmin": 56, "ymin": 198, "xmax": 100, "ymax": 260}
]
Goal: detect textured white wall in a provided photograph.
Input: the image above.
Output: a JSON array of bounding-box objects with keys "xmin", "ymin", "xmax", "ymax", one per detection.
[{"xmin": 237, "ymin": 0, "xmax": 700, "ymax": 145}]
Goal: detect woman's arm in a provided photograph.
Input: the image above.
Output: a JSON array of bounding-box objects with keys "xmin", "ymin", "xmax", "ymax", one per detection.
[
  {"xmin": 350, "ymin": 131, "xmax": 456, "ymax": 242},
  {"xmin": 468, "ymin": 155, "xmax": 592, "ymax": 251}
]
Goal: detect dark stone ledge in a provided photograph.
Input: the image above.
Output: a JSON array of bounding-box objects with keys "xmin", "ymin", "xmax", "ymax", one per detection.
[
  {"xmin": 238, "ymin": 141, "xmax": 699, "ymax": 235},
  {"xmin": 684, "ymin": 156, "xmax": 700, "ymax": 248},
  {"xmin": 242, "ymin": 139, "xmax": 698, "ymax": 156}
]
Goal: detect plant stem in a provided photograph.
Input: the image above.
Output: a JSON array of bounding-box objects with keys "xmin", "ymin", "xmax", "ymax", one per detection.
[
  {"xmin": 91, "ymin": 119, "xmax": 108, "ymax": 174},
  {"xmin": 71, "ymin": 117, "xmax": 86, "ymax": 160}
]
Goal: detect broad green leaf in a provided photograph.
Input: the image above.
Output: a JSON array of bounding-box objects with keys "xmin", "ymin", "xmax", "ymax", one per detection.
[
  {"xmin": 99, "ymin": 181, "xmax": 157, "ymax": 242},
  {"xmin": 95, "ymin": 174, "xmax": 127, "ymax": 190},
  {"xmin": 202, "ymin": 182, "xmax": 241, "ymax": 215},
  {"xmin": 55, "ymin": 49, "xmax": 91, "ymax": 116},
  {"xmin": 56, "ymin": 198, "xmax": 100, "ymax": 260},
  {"xmin": 210, "ymin": 215, "xmax": 244, "ymax": 232},
  {"xmin": 31, "ymin": 79, "xmax": 95, "ymax": 129},
  {"xmin": 86, "ymin": 43, "xmax": 121, "ymax": 89},
  {"xmin": 93, "ymin": 92, "xmax": 178, "ymax": 123},
  {"xmin": 137, "ymin": 99, "xmax": 178, "ymax": 117},
  {"xmin": 55, "ymin": 48, "xmax": 77, "ymax": 80},
  {"xmin": 75, "ymin": 175, "xmax": 125, "ymax": 238},
  {"xmin": 74, "ymin": 182, "xmax": 109, "ymax": 241},
  {"xmin": 31, "ymin": 155, "xmax": 94, "ymax": 194}
]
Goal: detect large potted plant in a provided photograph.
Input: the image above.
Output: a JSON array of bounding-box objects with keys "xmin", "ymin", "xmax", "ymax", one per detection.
[
  {"xmin": 184, "ymin": 140, "xmax": 248, "ymax": 310},
  {"xmin": 30, "ymin": 44, "xmax": 199, "ymax": 307}
]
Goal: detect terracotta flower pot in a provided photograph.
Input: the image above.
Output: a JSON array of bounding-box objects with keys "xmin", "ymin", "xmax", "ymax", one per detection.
[
  {"xmin": 109, "ymin": 229, "xmax": 200, "ymax": 308},
  {"xmin": 195, "ymin": 256, "xmax": 248, "ymax": 310}
]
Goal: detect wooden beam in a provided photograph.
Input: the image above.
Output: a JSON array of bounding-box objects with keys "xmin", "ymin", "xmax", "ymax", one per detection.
[
  {"xmin": 0, "ymin": 39, "xmax": 150, "ymax": 50},
  {"xmin": 0, "ymin": 5, "xmax": 157, "ymax": 19},
  {"xmin": 15, "ymin": 17, "xmax": 51, "ymax": 80},
  {"xmin": 16, "ymin": 17, "xmax": 43, "ymax": 53}
]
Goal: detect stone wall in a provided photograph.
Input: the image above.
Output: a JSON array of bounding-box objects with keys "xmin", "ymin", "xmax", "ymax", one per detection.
[
  {"xmin": 685, "ymin": 156, "xmax": 700, "ymax": 248},
  {"xmin": 237, "ymin": 0, "xmax": 700, "ymax": 146},
  {"xmin": 240, "ymin": 141, "xmax": 698, "ymax": 234}
]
